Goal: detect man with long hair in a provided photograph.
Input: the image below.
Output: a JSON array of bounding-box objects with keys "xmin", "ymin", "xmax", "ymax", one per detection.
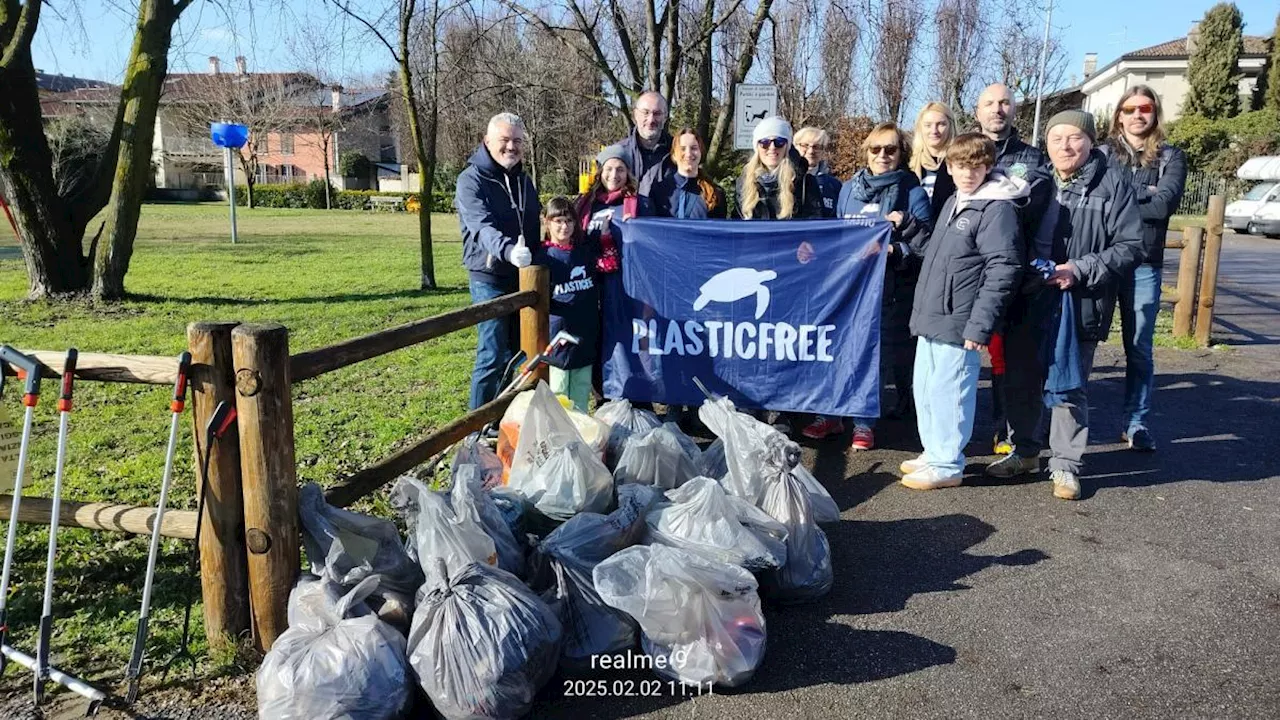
[{"xmin": 1099, "ymin": 86, "xmax": 1187, "ymax": 452}]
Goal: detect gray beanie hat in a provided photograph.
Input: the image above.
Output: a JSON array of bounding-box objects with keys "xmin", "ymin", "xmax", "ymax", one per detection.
[
  {"xmin": 1045, "ymin": 109, "xmax": 1096, "ymax": 142},
  {"xmin": 595, "ymin": 144, "xmax": 634, "ymax": 175}
]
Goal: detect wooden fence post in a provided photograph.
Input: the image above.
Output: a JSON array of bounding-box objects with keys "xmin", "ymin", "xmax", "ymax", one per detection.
[
  {"xmin": 1173, "ymin": 227, "xmax": 1204, "ymax": 339},
  {"xmin": 231, "ymin": 323, "xmax": 299, "ymax": 651},
  {"xmin": 187, "ymin": 321, "xmax": 249, "ymax": 649},
  {"xmin": 1195, "ymin": 195, "xmax": 1226, "ymax": 347},
  {"xmin": 519, "ymin": 265, "xmax": 551, "ymax": 384}
]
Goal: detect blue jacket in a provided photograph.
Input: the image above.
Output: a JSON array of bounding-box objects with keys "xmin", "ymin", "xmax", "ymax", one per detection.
[
  {"xmin": 644, "ymin": 170, "xmax": 727, "ymax": 219},
  {"xmin": 811, "ymin": 162, "xmax": 843, "ymax": 218},
  {"xmin": 455, "ymin": 144, "xmax": 542, "ymax": 289},
  {"xmin": 837, "ymin": 168, "xmax": 934, "ymax": 269},
  {"xmin": 544, "ymin": 243, "xmax": 600, "ymax": 369}
]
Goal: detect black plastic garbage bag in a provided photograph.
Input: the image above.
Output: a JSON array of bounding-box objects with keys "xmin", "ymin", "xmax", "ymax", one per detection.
[{"xmin": 758, "ymin": 471, "xmax": 833, "ymax": 603}]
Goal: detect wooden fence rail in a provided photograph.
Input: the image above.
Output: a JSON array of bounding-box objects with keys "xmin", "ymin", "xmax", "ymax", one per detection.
[
  {"xmin": 0, "ymin": 496, "xmax": 198, "ymax": 539},
  {"xmin": 0, "ymin": 350, "xmax": 192, "ymax": 386}
]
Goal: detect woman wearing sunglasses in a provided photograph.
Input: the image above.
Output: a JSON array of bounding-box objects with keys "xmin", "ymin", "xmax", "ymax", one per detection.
[
  {"xmin": 1099, "ymin": 85, "xmax": 1186, "ymax": 453},
  {"xmin": 811, "ymin": 122, "xmax": 932, "ymax": 451},
  {"xmin": 735, "ymin": 117, "xmax": 824, "ymax": 220}
]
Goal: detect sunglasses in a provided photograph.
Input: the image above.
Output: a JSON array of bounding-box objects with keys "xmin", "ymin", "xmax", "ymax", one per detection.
[
  {"xmin": 1121, "ymin": 103, "xmax": 1155, "ymax": 115},
  {"xmin": 868, "ymin": 144, "xmax": 900, "ymax": 156},
  {"xmin": 757, "ymin": 137, "xmax": 789, "ymax": 149}
]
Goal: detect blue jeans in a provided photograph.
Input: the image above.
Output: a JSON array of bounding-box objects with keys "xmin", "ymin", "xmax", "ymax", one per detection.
[
  {"xmin": 1119, "ymin": 265, "xmax": 1161, "ymax": 433},
  {"xmin": 912, "ymin": 337, "xmax": 980, "ymax": 474},
  {"xmin": 469, "ymin": 278, "xmax": 517, "ymax": 410}
]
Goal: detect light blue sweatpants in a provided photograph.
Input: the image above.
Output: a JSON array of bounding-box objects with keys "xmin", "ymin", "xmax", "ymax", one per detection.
[{"xmin": 912, "ymin": 336, "xmax": 981, "ymax": 475}]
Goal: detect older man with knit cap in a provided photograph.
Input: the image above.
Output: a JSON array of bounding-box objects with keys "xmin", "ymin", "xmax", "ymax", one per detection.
[{"xmin": 1012, "ymin": 109, "xmax": 1144, "ymax": 500}]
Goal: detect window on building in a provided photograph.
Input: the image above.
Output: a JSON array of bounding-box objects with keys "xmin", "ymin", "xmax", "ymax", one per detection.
[
  {"xmin": 281, "ymin": 132, "xmax": 295, "ymax": 155},
  {"xmin": 258, "ymin": 134, "xmax": 269, "ymax": 154}
]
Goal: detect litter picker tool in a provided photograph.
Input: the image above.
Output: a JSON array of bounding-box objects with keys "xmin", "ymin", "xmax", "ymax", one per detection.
[
  {"xmin": 0, "ymin": 348, "xmax": 106, "ymax": 713},
  {"xmin": 124, "ymin": 352, "xmax": 191, "ymax": 705},
  {"xmin": 498, "ymin": 330, "xmax": 580, "ymax": 396},
  {"xmin": 162, "ymin": 400, "xmax": 236, "ymax": 682}
]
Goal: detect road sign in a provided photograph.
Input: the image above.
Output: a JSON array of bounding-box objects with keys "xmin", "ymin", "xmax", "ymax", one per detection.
[{"xmin": 734, "ymin": 84, "xmax": 779, "ymax": 150}]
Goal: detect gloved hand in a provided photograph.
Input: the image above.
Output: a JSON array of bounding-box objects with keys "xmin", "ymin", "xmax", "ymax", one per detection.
[{"xmin": 507, "ymin": 237, "xmax": 532, "ymax": 268}]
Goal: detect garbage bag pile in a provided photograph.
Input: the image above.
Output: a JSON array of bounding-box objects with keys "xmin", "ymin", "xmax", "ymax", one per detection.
[{"xmin": 264, "ymin": 385, "xmax": 845, "ymax": 718}]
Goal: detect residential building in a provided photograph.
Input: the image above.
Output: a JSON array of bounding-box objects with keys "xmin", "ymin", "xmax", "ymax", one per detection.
[{"xmin": 1080, "ymin": 23, "xmax": 1273, "ymax": 122}]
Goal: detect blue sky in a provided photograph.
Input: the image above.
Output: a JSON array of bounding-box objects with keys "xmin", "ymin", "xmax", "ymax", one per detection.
[{"xmin": 30, "ymin": 0, "xmax": 1279, "ymax": 90}]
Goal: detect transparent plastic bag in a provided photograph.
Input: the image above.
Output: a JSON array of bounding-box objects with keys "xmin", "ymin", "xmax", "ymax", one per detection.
[
  {"xmin": 758, "ymin": 471, "xmax": 833, "ymax": 604},
  {"xmin": 614, "ymin": 425, "xmax": 698, "ymax": 490},
  {"xmin": 698, "ymin": 397, "xmax": 801, "ymax": 506},
  {"xmin": 701, "ymin": 438, "xmax": 727, "ymax": 480},
  {"xmin": 792, "ymin": 464, "xmax": 840, "ymax": 524},
  {"xmin": 259, "ymin": 575, "xmax": 411, "ymax": 720},
  {"xmin": 452, "ymin": 465, "xmax": 525, "ymax": 577},
  {"xmin": 593, "ymin": 544, "xmax": 766, "ymax": 687},
  {"xmin": 391, "ymin": 476, "xmax": 496, "ymax": 577},
  {"xmin": 529, "ymin": 484, "xmax": 657, "ymax": 666},
  {"xmin": 407, "ymin": 560, "xmax": 562, "ymax": 720},
  {"xmin": 661, "ymin": 422, "xmax": 703, "ymax": 463},
  {"xmin": 514, "ymin": 439, "xmax": 614, "ymax": 526},
  {"xmin": 594, "ymin": 398, "xmax": 662, "ymax": 468},
  {"xmin": 298, "ymin": 483, "xmax": 423, "ymax": 597},
  {"xmin": 453, "ymin": 433, "xmax": 504, "ymax": 490},
  {"xmin": 644, "ymin": 477, "xmax": 788, "ymax": 571}
]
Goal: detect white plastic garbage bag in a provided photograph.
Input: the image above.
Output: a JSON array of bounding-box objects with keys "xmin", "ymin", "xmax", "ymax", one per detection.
[
  {"xmin": 594, "ymin": 398, "xmax": 662, "ymax": 467},
  {"xmin": 452, "ymin": 464, "xmax": 525, "ymax": 577},
  {"xmin": 453, "ymin": 433, "xmax": 505, "ymax": 490},
  {"xmin": 698, "ymin": 397, "xmax": 801, "ymax": 505},
  {"xmin": 701, "ymin": 438, "xmax": 727, "ymax": 479},
  {"xmin": 593, "ymin": 544, "xmax": 766, "ymax": 687},
  {"xmin": 645, "ymin": 477, "xmax": 787, "ymax": 571},
  {"xmin": 392, "ymin": 476, "xmax": 496, "ymax": 577},
  {"xmin": 508, "ymin": 384, "xmax": 614, "ymax": 526},
  {"xmin": 792, "ymin": 465, "xmax": 840, "ymax": 524},
  {"xmin": 408, "ymin": 560, "xmax": 562, "ymax": 720},
  {"xmin": 529, "ymin": 484, "xmax": 657, "ymax": 666},
  {"xmin": 660, "ymin": 422, "xmax": 703, "ymax": 463},
  {"xmin": 258, "ymin": 575, "xmax": 411, "ymax": 720},
  {"xmin": 614, "ymin": 425, "xmax": 699, "ymax": 490},
  {"xmin": 298, "ymin": 482, "xmax": 423, "ymax": 597},
  {"xmin": 758, "ymin": 471, "xmax": 833, "ymax": 604}
]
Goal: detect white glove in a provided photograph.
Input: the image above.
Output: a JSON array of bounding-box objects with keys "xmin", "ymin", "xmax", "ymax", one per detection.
[{"xmin": 507, "ymin": 237, "xmax": 532, "ymax": 268}]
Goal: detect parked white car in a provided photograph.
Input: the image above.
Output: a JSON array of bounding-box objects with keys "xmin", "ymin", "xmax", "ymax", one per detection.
[{"xmin": 1229, "ymin": 157, "xmax": 1280, "ymax": 237}]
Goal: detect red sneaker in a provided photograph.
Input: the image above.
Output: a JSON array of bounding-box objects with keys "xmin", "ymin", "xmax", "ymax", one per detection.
[
  {"xmin": 850, "ymin": 425, "xmax": 875, "ymax": 451},
  {"xmin": 801, "ymin": 417, "xmax": 845, "ymax": 440}
]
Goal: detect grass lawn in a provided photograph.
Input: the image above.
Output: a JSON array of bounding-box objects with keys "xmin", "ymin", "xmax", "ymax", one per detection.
[
  {"xmin": 1168, "ymin": 215, "xmax": 1206, "ymax": 233},
  {"xmin": 0, "ymin": 204, "xmax": 473, "ymax": 692}
]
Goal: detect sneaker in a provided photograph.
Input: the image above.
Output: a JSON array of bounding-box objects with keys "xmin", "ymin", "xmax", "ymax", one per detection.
[
  {"xmin": 985, "ymin": 453, "xmax": 1038, "ymax": 478},
  {"xmin": 993, "ymin": 435, "xmax": 1013, "ymax": 456},
  {"xmin": 802, "ymin": 417, "xmax": 845, "ymax": 440},
  {"xmin": 901, "ymin": 466, "xmax": 963, "ymax": 491},
  {"xmin": 850, "ymin": 425, "xmax": 875, "ymax": 451},
  {"xmin": 771, "ymin": 413, "xmax": 793, "ymax": 436},
  {"xmin": 899, "ymin": 455, "xmax": 928, "ymax": 475},
  {"xmin": 1050, "ymin": 469, "xmax": 1081, "ymax": 500},
  {"xmin": 1121, "ymin": 427, "xmax": 1156, "ymax": 452}
]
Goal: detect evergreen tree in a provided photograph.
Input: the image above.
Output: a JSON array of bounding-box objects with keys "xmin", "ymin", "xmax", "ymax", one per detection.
[
  {"xmin": 1183, "ymin": 3, "xmax": 1245, "ymax": 120},
  {"xmin": 1264, "ymin": 12, "xmax": 1280, "ymax": 114}
]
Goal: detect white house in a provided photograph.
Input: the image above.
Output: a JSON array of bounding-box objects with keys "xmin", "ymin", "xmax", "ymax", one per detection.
[{"xmin": 1081, "ymin": 23, "xmax": 1272, "ymax": 122}]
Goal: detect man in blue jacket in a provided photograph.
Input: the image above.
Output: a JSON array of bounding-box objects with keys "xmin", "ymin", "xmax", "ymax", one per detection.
[{"xmin": 455, "ymin": 112, "xmax": 541, "ymax": 409}]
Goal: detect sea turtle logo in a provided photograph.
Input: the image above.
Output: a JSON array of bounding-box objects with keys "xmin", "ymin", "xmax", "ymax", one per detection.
[
  {"xmin": 570, "ymin": 266, "xmax": 587, "ymax": 280},
  {"xmin": 693, "ymin": 267, "xmax": 778, "ymax": 320}
]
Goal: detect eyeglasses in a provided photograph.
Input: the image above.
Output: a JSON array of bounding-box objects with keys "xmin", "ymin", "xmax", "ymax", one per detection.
[
  {"xmin": 868, "ymin": 144, "xmax": 900, "ymax": 156},
  {"xmin": 795, "ymin": 143, "xmax": 826, "ymax": 151},
  {"xmin": 1120, "ymin": 103, "xmax": 1155, "ymax": 115},
  {"xmin": 636, "ymin": 109, "xmax": 666, "ymax": 119},
  {"xmin": 757, "ymin": 137, "xmax": 789, "ymax": 149}
]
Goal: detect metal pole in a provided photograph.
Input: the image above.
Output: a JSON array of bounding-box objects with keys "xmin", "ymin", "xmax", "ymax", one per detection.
[
  {"xmin": 225, "ymin": 146, "xmax": 239, "ymax": 244},
  {"xmin": 1031, "ymin": 0, "xmax": 1054, "ymax": 148}
]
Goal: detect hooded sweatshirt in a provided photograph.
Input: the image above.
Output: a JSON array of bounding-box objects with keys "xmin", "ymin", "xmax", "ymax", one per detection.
[
  {"xmin": 455, "ymin": 144, "xmax": 542, "ymax": 289},
  {"xmin": 810, "ymin": 160, "xmax": 843, "ymax": 218},
  {"xmin": 910, "ymin": 173, "xmax": 1027, "ymax": 346}
]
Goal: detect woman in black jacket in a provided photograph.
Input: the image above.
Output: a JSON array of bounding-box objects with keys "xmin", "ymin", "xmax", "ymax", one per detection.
[{"xmin": 734, "ymin": 117, "xmax": 824, "ymax": 220}]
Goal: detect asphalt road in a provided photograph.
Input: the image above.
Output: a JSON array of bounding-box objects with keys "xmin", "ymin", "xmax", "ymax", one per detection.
[{"xmin": 1166, "ymin": 230, "xmax": 1280, "ymax": 348}]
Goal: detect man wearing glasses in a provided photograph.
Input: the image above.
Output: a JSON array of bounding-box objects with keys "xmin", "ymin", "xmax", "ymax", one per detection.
[{"xmin": 619, "ymin": 92, "xmax": 675, "ymax": 193}]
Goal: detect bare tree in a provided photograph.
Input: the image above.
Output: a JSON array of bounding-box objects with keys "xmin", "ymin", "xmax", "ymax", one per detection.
[
  {"xmin": 165, "ymin": 70, "xmax": 304, "ymax": 208},
  {"xmin": 991, "ymin": 0, "xmax": 1067, "ymax": 106},
  {"xmin": 869, "ymin": 0, "xmax": 923, "ymax": 123},
  {"xmin": 290, "ymin": 25, "xmax": 350, "ymax": 208},
  {"xmin": 818, "ymin": 0, "xmax": 859, "ymax": 120},
  {"xmin": 933, "ymin": 0, "xmax": 986, "ymax": 111}
]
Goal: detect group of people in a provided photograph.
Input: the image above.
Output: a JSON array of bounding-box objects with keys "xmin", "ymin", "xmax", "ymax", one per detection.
[{"xmin": 456, "ymin": 81, "xmax": 1186, "ymax": 501}]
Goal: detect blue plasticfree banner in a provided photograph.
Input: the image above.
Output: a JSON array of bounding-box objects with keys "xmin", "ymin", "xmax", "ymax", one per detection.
[{"xmin": 601, "ymin": 218, "xmax": 891, "ymax": 418}]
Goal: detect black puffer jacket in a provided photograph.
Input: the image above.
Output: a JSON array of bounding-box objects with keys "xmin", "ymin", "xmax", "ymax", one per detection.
[
  {"xmin": 911, "ymin": 174, "xmax": 1026, "ymax": 346},
  {"xmin": 992, "ymin": 130, "xmax": 1047, "ymax": 179},
  {"xmin": 1041, "ymin": 149, "xmax": 1145, "ymax": 341},
  {"xmin": 733, "ymin": 152, "xmax": 824, "ymax": 220},
  {"xmin": 1099, "ymin": 141, "xmax": 1188, "ymax": 268}
]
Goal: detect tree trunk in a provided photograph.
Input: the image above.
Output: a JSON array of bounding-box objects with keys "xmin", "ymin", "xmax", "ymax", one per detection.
[
  {"xmin": 707, "ymin": 0, "xmax": 774, "ymax": 170},
  {"xmin": 322, "ymin": 135, "xmax": 332, "ymax": 210},
  {"xmin": 399, "ymin": 25, "xmax": 436, "ymax": 289},
  {"xmin": 0, "ymin": 7, "xmax": 92, "ymax": 297},
  {"xmin": 238, "ymin": 150, "xmax": 256, "ymax": 209},
  {"xmin": 93, "ymin": 0, "xmax": 186, "ymax": 300},
  {"xmin": 694, "ymin": 0, "xmax": 716, "ymax": 142}
]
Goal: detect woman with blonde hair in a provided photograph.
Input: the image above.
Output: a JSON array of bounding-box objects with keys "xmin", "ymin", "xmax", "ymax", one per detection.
[
  {"xmin": 643, "ymin": 128, "xmax": 727, "ymax": 219},
  {"xmin": 910, "ymin": 102, "xmax": 957, "ymax": 215},
  {"xmin": 1099, "ymin": 84, "xmax": 1186, "ymax": 452},
  {"xmin": 734, "ymin": 117, "xmax": 823, "ymax": 220}
]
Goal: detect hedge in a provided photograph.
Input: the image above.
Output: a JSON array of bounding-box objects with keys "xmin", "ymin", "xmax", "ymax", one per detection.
[{"xmin": 234, "ymin": 183, "xmax": 562, "ymax": 213}]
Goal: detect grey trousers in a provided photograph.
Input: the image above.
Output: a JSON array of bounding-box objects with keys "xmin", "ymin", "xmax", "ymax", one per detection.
[
  {"xmin": 1003, "ymin": 291, "xmax": 1053, "ymax": 460},
  {"xmin": 1046, "ymin": 341, "xmax": 1098, "ymax": 475}
]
